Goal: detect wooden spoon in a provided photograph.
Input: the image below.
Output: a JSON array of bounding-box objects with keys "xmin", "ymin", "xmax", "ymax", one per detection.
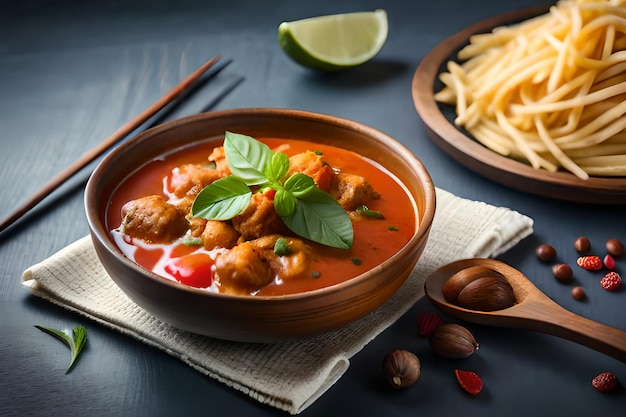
[{"xmin": 424, "ymin": 258, "xmax": 626, "ymax": 363}]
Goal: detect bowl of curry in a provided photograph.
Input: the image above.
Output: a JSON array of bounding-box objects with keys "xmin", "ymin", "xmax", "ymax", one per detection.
[{"xmin": 85, "ymin": 108, "xmax": 436, "ymax": 342}]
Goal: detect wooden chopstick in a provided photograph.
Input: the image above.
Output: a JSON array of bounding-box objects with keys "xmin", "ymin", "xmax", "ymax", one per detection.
[{"xmin": 0, "ymin": 55, "xmax": 221, "ymax": 235}]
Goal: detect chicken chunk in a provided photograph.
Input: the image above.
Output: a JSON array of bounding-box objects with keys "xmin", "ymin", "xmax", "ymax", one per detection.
[
  {"xmin": 119, "ymin": 195, "xmax": 188, "ymax": 243},
  {"xmin": 214, "ymin": 241, "xmax": 273, "ymax": 295},
  {"xmin": 167, "ymin": 163, "xmax": 223, "ymax": 213},
  {"xmin": 231, "ymin": 192, "xmax": 290, "ymax": 240},
  {"xmin": 288, "ymin": 151, "xmax": 335, "ymax": 192},
  {"xmin": 250, "ymin": 235, "xmax": 312, "ymax": 280},
  {"xmin": 329, "ymin": 172, "xmax": 380, "ymax": 211},
  {"xmin": 201, "ymin": 220, "xmax": 240, "ymax": 250},
  {"xmin": 168, "ymin": 163, "xmax": 222, "ymax": 200},
  {"xmin": 188, "ymin": 217, "xmax": 208, "ymax": 238},
  {"xmin": 214, "ymin": 235, "xmax": 312, "ymax": 295},
  {"xmin": 208, "ymin": 146, "xmax": 230, "ymax": 177}
]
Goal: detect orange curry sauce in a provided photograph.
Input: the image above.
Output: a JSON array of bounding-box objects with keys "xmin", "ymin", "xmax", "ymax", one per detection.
[{"xmin": 107, "ymin": 138, "xmax": 417, "ymax": 296}]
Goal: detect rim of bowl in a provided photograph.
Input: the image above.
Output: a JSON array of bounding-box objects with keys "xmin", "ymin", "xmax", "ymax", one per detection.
[{"xmin": 85, "ymin": 108, "xmax": 436, "ymax": 302}]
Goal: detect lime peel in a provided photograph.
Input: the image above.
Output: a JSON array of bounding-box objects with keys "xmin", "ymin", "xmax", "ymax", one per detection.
[{"xmin": 278, "ymin": 9, "xmax": 388, "ymax": 71}]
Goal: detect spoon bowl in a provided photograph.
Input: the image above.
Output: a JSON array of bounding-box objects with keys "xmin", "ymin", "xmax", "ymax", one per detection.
[{"xmin": 425, "ymin": 258, "xmax": 626, "ymax": 363}]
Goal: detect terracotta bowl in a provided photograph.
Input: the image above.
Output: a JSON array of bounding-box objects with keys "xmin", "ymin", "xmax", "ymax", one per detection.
[{"xmin": 85, "ymin": 108, "xmax": 436, "ymax": 342}]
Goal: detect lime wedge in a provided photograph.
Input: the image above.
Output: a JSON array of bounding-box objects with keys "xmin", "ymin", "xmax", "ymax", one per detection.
[{"xmin": 278, "ymin": 10, "xmax": 388, "ymax": 71}]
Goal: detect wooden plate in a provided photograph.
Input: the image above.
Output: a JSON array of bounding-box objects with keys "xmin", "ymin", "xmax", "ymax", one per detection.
[{"xmin": 412, "ymin": 5, "xmax": 626, "ymax": 204}]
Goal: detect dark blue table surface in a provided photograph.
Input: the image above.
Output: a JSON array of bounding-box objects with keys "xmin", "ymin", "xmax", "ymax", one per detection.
[{"xmin": 1, "ymin": 0, "xmax": 624, "ymax": 416}]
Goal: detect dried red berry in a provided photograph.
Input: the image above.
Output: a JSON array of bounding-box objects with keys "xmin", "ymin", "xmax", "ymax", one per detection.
[
  {"xmin": 417, "ymin": 311, "xmax": 445, "ymax": 336},
  {"xmin": 600, "ymin": 271, "xmax": 621, "ymax": 291},
  {"xmin": 576, "ymin": 256, "xmax": 603, "ymax": 271},
  {"xmin": 455, "ymin": 369, "xmax": 483, "ymax": 395},
  {"xmin": 603, "ymin": 254, "xmax": 615, "ymax": 270},
  {"xmin": 592, "ymin": 371, "xmax": 619, "ymax": 393}
]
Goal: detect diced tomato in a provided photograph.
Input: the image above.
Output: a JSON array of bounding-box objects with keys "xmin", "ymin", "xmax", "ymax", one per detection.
[
  {"xmin": 164, "ymin": 252, "xmax": 214, "ymax": 288},
  {"xmin": 134, "ymin": 247, "xmax": 164, "ymax": 271},
  {"xmin": 171, "ymin": 243, "xmax": 199, "ymax": 258},
  {"xmin": 263, "ymin": 188, "xmax": 277, "ymax": 201}
]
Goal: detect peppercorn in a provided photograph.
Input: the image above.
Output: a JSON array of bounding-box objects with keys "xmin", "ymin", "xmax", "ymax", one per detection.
[{"xmin": 571, "ymin": 286, "xmax": 585, "ymax": 300}]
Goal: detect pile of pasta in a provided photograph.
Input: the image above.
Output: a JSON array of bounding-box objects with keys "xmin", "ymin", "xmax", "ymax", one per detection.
[{"xmin": 435, "ymin": 0, "xmax": 626, "ymax": 179}]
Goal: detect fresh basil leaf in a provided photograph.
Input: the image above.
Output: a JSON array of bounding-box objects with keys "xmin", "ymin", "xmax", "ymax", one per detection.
[
  {"xmin": 264, "ymin": 151, "xmax": 290, "ymax": 183},
  {"xmin": 192, "ymin": 176, "xmax": 252, "ymax": 220},
  {"xmin": 284, "ymin": 173, "xmax": 316, "ymax": 197},
  {"xmin": 281, "ymin": 187, "xmax": 353, "ymax": 249},
  {"xmin": 274, "ymin": 188, "xmax": 297, "ymax": 217},
  {"xmin": 192, "ymin": 132, "xmax": 354, "ymax": 250},
  {"xmin": 70, "ymin": 326, "xmax": 87, "ymax": 368},
  {"xmin": 35, "ymin": 324, "xmax": 87, "ymax": 373},
  {"xmin": 224, "ymin": 131, "xmax": 272, "ymax": 185}
]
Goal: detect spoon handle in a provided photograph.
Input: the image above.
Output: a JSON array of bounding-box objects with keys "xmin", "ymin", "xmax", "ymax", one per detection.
[{"xmin": 517, "ymin": 297, "xmax": 626, "ymax": 363}]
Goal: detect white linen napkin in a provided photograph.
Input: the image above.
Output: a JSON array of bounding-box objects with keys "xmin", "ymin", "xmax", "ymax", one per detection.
[{"xmin": 22, "ymin": 188, "xmax": 533, "ymax": 414}]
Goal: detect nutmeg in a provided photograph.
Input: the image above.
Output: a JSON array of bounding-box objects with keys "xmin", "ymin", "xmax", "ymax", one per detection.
[
  {"xmin": 552, "ymin": 263, "xmax": 573, "ymax": 282},
  {"xmin": 382, "ymin": 349, "xmax": 421, "ymax": 389},
  {"xmin": 535, "ymin": 243, "xmax": 556, "ymax": 262},
  {"xmin": 442, "ymin": 266, "xmax": 506, "ymax": 304},
  {"xmin": 456, "ymin": 275, "xmax": 516, "ymax": 311},
  {"xmin": 429, "ymin": 323, "xmax": 479, "ymax": 359},
  {"xmin": 606, "ymin": 238, "xmax": 624, "ymax": 258},
  {"xmin": 574, "ymin": 236, "xmax": 591, "ymax": 254}
]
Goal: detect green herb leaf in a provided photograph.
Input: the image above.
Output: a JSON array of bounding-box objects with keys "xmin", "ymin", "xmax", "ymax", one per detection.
[
  {"xmin": 264, "ymin": 151, "xmax": 290, "ymax": 183},
  {"xmin": 274, "ymin": 237, "xmax": 292, "ymax": 255},
  {"xmin": 281, "ymin": 187, "xmax": 353, "ymax": 249},
  {"xmin": 356, "ymin": 205, "xmax": 383, "ymax": 218},
  {"xmin": 284, "ymin": 173, "xmax": 316, "ymax": 198},
  {"xmin": 35, "ymin": 324, "xmax": 87, "ymax": 373},
  {"xmin": 180, "ymin": 236, "xmax": 203, "ymax": 246},
  {"xmin": 192, "ymin": 176, "xmax": 252, "ymax": 220},
  {"xmin": 274, "ymin": 188, "xmax": 297, "ymax": 217},
  {"xmin": 224, "ymin": 132, "xmax": 273, "ymax": 185},
  {"xmin": 192, "ymin": 132, "xmax": 354, "ymax": 249}
]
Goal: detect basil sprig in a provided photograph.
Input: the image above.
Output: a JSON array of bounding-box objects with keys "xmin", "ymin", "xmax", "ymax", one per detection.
[
  {"xmin": 35, "ymin": 324, "xmax": 87, "ymax": 373},
  {"xmin": 192, "ymin": 132, "xmax": 353, "ymax": 249}
]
